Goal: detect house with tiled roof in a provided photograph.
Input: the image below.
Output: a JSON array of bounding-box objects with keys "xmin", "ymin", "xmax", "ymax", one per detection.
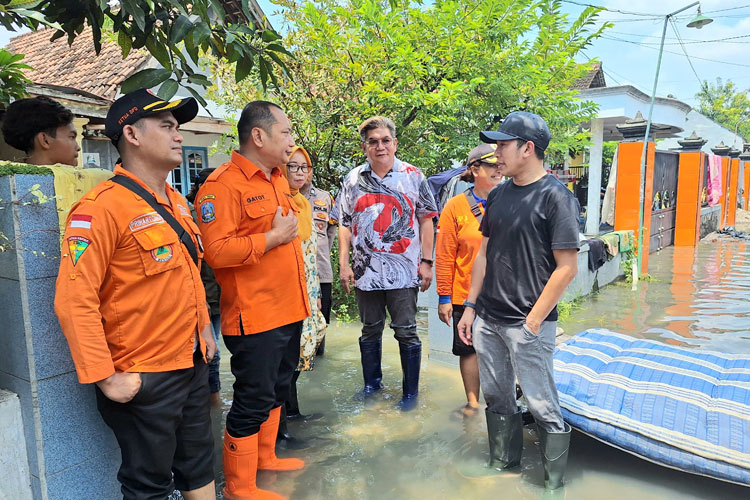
[{"xmin": 0, "ymin": 3, "xmax": 269, "ymax": 195}]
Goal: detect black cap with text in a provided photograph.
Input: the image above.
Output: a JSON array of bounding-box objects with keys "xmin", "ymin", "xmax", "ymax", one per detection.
[{"xmin": 104, "ymin": 89, "xmax": 199, "ymax": 145}]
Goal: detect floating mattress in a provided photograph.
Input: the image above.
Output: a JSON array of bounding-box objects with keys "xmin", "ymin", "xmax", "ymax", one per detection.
[{"xmin": 554, "ymin": 329, "xmax": 750, "ymax": 486}]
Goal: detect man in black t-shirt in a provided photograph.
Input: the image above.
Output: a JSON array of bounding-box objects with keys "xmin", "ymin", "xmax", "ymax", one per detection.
[{"xmin": 457, "ymin": 111, "xmax": 579, "ymax": 490}]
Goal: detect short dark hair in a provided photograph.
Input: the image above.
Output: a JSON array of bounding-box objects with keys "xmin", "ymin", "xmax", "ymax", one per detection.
[
  {"xmin": 186, "ymin": 168, "xmax": 216, "ymax": 203},
  {"xmin": 237, "ymin": 101, "xmax": 282, "ymax": 145},
  {"xmin": 516, "ymin": 138, "xmax": 544, "ymax": 161},
  {"xmin": 2, "ymin": 96, "xmax": 74, "ymax": 153}
]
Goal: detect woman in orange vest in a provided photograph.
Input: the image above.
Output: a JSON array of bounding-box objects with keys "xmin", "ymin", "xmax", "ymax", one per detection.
[{"xmin": 435, "ymin": 144, "xmax": 502, "ymax": 417}]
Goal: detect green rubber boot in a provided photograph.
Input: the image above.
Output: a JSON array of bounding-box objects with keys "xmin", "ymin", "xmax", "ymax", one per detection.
[{"xmin": 537, "ymin": 422, "xmax": 571, "ymax": 490}]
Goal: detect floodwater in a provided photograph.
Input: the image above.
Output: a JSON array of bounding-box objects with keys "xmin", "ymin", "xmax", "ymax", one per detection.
[{"xmin": 207, "ymin": 236, "xmax": 750, "ymax": 499}]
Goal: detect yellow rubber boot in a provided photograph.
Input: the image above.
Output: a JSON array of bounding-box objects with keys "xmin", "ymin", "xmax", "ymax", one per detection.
[
  {"xmin": 222, "ymin": 430, "xmax": 286, "ymax": 500},
  {"xmin": 258, "ymin": 406, "xmax": 306, "ymax": 471}
]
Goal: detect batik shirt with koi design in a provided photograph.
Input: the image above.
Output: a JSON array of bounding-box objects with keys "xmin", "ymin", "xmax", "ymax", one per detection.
[{"xmin": 337, "ymin": 158, "xmax": 438, "ymax": 291}]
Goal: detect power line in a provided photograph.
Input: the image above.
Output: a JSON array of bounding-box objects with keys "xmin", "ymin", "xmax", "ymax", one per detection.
[
  {"xmin": 606, "ymin": 31, "xmax": 750, "ymax": 45},
  {"xmin": 668, "ymin": 18, "xmax": 703, "ymax": 87},
  {"xmin": 599, "ymin": 34, "xmax": 750, "ymax": 68},
  {"xmin": 703, "ymin": 4, "xmax": 750, "ymax": 14},
  {"xmin": 559, "ymin": 0, "xmax": 656, "ymax": 17}
]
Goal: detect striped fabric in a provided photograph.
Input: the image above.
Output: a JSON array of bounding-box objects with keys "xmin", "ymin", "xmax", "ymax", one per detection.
[{"xmin": 554, "ymin": 329, "xmax": 750, "ymax": 485}]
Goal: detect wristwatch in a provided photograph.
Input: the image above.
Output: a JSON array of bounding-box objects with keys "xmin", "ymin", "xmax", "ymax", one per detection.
[
  {"xmin": 420, "ymin": 258, "xmax": 433, "ymax": 266},
  {"xmin": 463, "ymin": 300, "xmax": 476, "ymax": 309}
]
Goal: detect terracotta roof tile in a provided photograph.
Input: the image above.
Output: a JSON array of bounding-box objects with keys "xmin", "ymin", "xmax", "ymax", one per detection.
[{"xmin": 5, "ymin": 27, "xmax": 150, "ymax": 100}]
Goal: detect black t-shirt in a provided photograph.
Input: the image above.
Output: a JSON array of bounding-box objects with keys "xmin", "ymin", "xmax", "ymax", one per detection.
[{"xmin": 476, "ymin": 174, "xmax": 580, "ymax": 325}]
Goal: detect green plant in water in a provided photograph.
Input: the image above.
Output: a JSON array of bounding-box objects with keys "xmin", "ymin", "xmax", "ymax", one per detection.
[{"xmin": 557, "ymin": 297, "xmax": 583, "ymax": 321}]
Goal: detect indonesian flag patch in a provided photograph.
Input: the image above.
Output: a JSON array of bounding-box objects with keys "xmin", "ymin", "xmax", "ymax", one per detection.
[{"xmin": 70, "ymin": 214, "xmax": 92, "ymax": 229}]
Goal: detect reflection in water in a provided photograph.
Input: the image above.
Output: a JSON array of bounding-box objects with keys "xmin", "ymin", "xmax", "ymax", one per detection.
[
  {"xmin": 207, "ymin": 237, "xmax": 750, "ymax": 499},
  {"xmin": 561, "ymin": 237, "xmax": 750, "ymax": 354}
]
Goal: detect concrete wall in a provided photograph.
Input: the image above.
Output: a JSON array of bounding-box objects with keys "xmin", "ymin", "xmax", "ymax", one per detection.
[
  {"xmin": 0, "ymin": 172, "xmax": 120, "ymax": 500},
  {"xmin": 700, "ymin": 205, "xmax": 721, "ymax": 239},
  {"xmin": 0, "ymin": 389, "xmax": 32, "ymax": 500}
]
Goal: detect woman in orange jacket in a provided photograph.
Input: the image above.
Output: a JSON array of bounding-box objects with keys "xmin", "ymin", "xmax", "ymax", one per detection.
[{"xmin": 435, "ymin": 144, "xmax": 503, "ymax": 417}]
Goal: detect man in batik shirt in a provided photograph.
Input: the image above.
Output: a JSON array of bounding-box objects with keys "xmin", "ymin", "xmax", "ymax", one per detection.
[{"xmin": 338, "ymin": 116, "xmax": 438, "ymax": 411}]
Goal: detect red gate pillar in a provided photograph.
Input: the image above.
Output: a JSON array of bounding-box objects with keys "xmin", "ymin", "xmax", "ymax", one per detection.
[
  {"xmin": 674, "ymin": 151, "xmax": 704, "ymax": 246},
  {"xmin": 614, "ymin": 141, "xmax": 655, "ymax": 273}
]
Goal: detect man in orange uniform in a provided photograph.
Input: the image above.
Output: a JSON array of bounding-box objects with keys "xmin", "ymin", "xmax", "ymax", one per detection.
[
  {"xmin": 54, "ymin": 89, "xmax": 217, "ymax": 500},
  {"xmin": 196, "ymin": 101, "xmax": 310, "ymax": 500}
]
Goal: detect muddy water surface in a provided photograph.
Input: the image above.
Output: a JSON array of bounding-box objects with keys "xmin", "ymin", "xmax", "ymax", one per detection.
[{"xmin": 208, "ymin": 237, "xmax": 750, "ymax": 499}]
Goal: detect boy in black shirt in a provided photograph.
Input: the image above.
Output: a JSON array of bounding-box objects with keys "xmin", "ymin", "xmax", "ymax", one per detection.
[{"xmin": 457, "ymin": 111, "xmax": 579, "ymax": 490}]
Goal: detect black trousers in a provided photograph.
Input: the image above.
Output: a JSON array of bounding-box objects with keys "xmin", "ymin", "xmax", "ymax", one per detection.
[
  {"xmin": 320, "ymin": 282, "xmax": 332, "ymax": 324},
  {"xmin": 223, "ymin": 321, "xmax": 303, "ymax": 437},
  {"xmin": 355, "ymin": 287, "xmax": 421, "ymax": 346},
  {"xmin": 96, "ymin": 350, "xmax": 214, "ymax": 500}
]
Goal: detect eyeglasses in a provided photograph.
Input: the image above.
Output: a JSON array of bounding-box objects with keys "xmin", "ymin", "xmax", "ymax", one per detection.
[
  {"xmin": 469, "ymin": 160, "xmax": 499, "ymax": 169},
  {"xmin": 365, "ymin": 137, "xmax": 394, "ymax": 148},
  {"xmin": 286, "ymin": 163, "xmax": 311, "ymax": 173}
]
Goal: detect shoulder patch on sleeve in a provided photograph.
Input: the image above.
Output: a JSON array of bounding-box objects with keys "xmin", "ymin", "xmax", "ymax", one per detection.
[
  {"xmin": 200, "ymin": 201, "xmax": 216, "ymax": 223},
  {"xmin": 67, "ymin": 236, "xmax": 90, "ymax": 266}
]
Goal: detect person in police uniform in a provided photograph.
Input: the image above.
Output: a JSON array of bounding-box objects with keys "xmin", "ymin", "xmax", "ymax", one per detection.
[{"xmin": 54, "ymin": 89, "xmax": 217, "ymax": 500}]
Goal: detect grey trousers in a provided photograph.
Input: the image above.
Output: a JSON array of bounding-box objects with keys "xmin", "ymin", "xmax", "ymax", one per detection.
[
  {"xmin": 355, "ymin": 287, "xmax": 421, "ymax": 346},
  {"xmin": 473, "ymin": 314, "xmax": 564, "ymax": 432}
]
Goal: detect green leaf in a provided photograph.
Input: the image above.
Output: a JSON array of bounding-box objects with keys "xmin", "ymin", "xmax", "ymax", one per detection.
[
  {"xmin": 192, "ymin": 22, "xmax": 211, "ymax": 47},
  {"xmin": 120, "ymin": 68, "xmax": 172, "ymax": 93},
  {"xmin": 261, "ymin": 30, "xmax": 281, "ymax": 43},
  {"xmin": 118, "ymin": 29, "xmax": 132, "ymax": 58},
  {"xmin": 170, "ymin": 14, "xmax": 193, "ymax": 44},
  {"xmin": 184, "ymin": 31, "xmax": 199, "ymax": 64},
  {"xmin": 234, "ymin": 55, "xmax": 253, "ymax": 83},
  {"xmin": 145, "ymin": 36, "xmax": 171, "ymax": 69},
  {"xmin": 208, "ymin": 0, "xmax": 226, "ymax": 26},
  {"xmin": 120, "ymin": 0, "xmax": 146, "ymax": 32},
  {"xmin": 187, "ymin": 74, "xmax": 211, "ymax": 87},
  {"xmin": 157, "ymin": 79, "xmax": 179, "ymax": 100},
  {"xmin": 258, "ymin": 56, "xmax": 269, "ymax": 90},
  {"xmin": 266, "ymin": 43, "xmax": 292, "ymax": 57},
  {"xmin": 185, "ymin": 85, "xmax": 208, "ymax": 107}
]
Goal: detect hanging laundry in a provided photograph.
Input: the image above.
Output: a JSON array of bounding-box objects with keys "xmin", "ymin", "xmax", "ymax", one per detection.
[
  {"xmin": 707, "ymin": 154, "xmax": 722, "ymax": 207},
  {"xmin": 600, "ymin": 145, "xmax": 618, "ymax": 226},
  {"xmin": 585, "ymin": 238, "xmax": 608, "ymax": 272}
]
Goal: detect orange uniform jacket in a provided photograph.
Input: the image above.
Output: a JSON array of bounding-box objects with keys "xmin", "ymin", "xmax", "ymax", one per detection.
[
  {"xmin": 54, "ymin": 166, "xmax": 210, "ymax": 385},
  {"xmin": 435, "ymin": 193, "xmax": 485, "ymax": 305},
  {"xmin": 196, "ymin": 151, "xmax": 310, "ymax": 335}
]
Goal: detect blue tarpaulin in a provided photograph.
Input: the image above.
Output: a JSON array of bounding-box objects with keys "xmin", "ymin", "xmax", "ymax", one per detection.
[{"xmin": 555, "ymin": 329, "xmax": 750, "ymax": 486}]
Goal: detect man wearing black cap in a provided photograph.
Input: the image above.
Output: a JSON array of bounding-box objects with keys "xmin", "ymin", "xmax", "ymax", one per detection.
[
  {"xmin": 54, "ymin": 89, "xmax": 217, "ymax": 500},
  {"xmin": 457, "ymin": 111, "xmax": 579, "ymax": 489}
]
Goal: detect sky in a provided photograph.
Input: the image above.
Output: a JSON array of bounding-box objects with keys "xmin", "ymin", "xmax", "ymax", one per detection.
[{"xmin": 1, "ymin": 0, "xmax": 748, "ymax": 109}]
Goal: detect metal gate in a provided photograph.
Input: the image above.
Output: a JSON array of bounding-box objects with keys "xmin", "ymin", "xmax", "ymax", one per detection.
[{"xmin": 650, "ymin": 151, "xmax": 679, "ymax": 252}]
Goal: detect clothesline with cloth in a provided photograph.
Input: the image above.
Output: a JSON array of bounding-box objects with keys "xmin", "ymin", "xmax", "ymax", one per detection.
[{"xmin": 582, "ymin": 230, "xmax": 635, "ymax": 272}]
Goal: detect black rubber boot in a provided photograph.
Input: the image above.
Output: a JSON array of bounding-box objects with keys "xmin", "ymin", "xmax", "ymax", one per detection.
[
  {"xmin": 356, "ymin": 338, "xmax": 383, "ymax": 399},
  {"xmin": 487, "ymin": 408, "xmax": 523, "ymax": 469},
  {"xmin": 456, "ymin": 408, "xmax": 523, "ymax": 479},
  {"xmin": 537, "ymin": 422, "xmax": 571, "ymax": 490},
  {"xmin": 396, "ymin": 343, "xmax": 421, "ymax": 411},
  {"xmin": 276, "ymin": 405, "xmax": 310, "ymax": 450}
]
